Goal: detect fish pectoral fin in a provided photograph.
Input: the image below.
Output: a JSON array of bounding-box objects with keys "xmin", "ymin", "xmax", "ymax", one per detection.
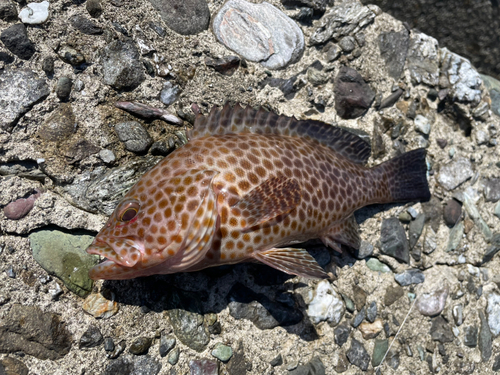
[
  {"xmin": 321, "ymin": 215, "xmax": 360, "ymax": 252},
  {"xmin": 253, "ymin": 247, "xmax": 329, "ymax": 279},
  {"xmin": 231, "ymin": 175, "xmax": 301, "ymax": 230}
]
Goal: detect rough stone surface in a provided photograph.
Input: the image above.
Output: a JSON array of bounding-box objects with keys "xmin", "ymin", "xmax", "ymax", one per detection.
[
  {"xmin": 0, "ymin": 68, "xmax": 49, "ymax": 130},
  {"xmin": 395, "ymin": 269, "xmax": 425, "ymax": 286},
  {"xmin": 101, "ymin": 40, "xmax": 145, "ymax": 90},
  {"xmin": 147, "ymin": 0, "xmax": 210, "ymax": 35},
  {"xmin": 334, "ymin": 66, "xmax": 375, "ymax": 119},
  {"xmin": 437, "ymin": 158, "xmax": 474, "ymax": 191},
  {"xmin": 0, "ymin": 23, "xmax": 35, "ymax": 60},
  {"xmin": 378, "ymin": 29, "xmax": 409, "ymax": 79},
  {"xmin": 346, "ymin": 338, "xmax": 370, "ymax": 371},
  {"xmin": 306, "ymin": 280, "xmax": 345, "ymax": 324},
  {"xmin": 19, "ymin": 1, "xmax": 50, "ymax": 24},
  {"xmin": 115, "ymin": 121, "xmax": 153, "ymax": 153},
  {"xmin": 380, "ymin": 217, "xmax": 410, "ymax": 263},
  {"xmin": 213, "ymin": 0, "xmax": 305, "ymax": 69}
]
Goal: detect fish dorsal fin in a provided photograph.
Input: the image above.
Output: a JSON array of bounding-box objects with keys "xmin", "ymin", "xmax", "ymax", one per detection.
[
  {"xmin": 231, "ymin": 175, "xmax": 301, "ymax": 230},
  {"xmin": 253, "ymin": 247, "xmax": 329, "ymax": 279},
  {"xmin": 188, "ymin": 103, "xmax": 371, "ymax": 164}
]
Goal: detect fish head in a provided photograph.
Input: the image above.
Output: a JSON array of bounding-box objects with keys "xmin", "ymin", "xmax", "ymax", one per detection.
[{"xmin": 86, "ymin": 168, "xmax": 219, "ymax": 280}]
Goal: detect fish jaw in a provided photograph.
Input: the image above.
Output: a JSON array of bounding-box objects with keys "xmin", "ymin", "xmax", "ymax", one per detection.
[{"xmin": 88, "ymin": 259, "xmax": 154, "ymax": 280}]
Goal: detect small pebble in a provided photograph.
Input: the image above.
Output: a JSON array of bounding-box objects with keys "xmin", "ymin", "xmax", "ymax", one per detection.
[
  {"xmin": 358, "ymin": 319, "xmax": 383, "ymax": 339},
  {"xmin": 129, "ymin": 337, "xmax": 152, "ymax": 355},
  {"xmin": 108, "ymin": 339, "xmax": 126, "ymax": 359},
  {"xmin": 82, "ymin": 292, "xmax": 119, "ymax": 319},
  {"xmin": 48, "ymin": 282, "xmax": 63, "ymax": 300},
  {"xmin": 79, "ymin": 325, "xmax": 104, "ymax": 348},
  {"xmin": 104, "ymin": 337, "xmax": 115, "ymax": 352},
  {"xmin": 56, "ymin": 77, "xmax": 72, "ymax": 101},
  {"xmin": 366, "ymin": 258, "xmax": 392, "ymax": 273},
  {"xmin": 338, "ymin": 36, "xmax": 356, "ymax": 53},
  {"xmin": 159, "ymin": 81, "xmax": 181, "ymax": 106},
  {"xmin": 211, "ymin": 343, "xmax": 233, "ymax": 362},
  {"xmin": 414, "ymin": 114, "xmax": 431, "ymax": 135},
  {"xmin": 19, "ymin": 1, "xmax": 50, "ymax": 24},
  {"xmin": 443, "ymin": 198, "xmax": 462, "ymax": 227},
  {"xmin": 6, "ymin": 266, "xmax": 15, "ymax": 278},
  {"xmin": 86, "ymin": 0, "xmax": 103, "ymax": 17},
  {"xmin": 167, "ymin": 347, "xmax": 180, "ymax": 365},
  {"xmin": 99, "ymin": 149, "xmax": 116, "ymax": 164},
  {"xmin": 115, "ymin": 121, "xmax": 153, "ymax": 153},
  {"xmin": 417, "ymin": 285, "xmax": 449, "ymax": 316},
  {"xmin": 159, "ymin": 333, "xmax": 176, "ymax": 357}
]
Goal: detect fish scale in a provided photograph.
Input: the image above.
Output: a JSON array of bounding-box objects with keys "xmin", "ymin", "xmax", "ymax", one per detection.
[{"xmin": 87, "ymin": 103, "xmax": 430, "ymax": 280}]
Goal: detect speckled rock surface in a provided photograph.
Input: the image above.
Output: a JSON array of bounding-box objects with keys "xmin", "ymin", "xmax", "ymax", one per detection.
[{"xmin": 1, "ymin": 0, "xmax": 500, "ymax": 374}]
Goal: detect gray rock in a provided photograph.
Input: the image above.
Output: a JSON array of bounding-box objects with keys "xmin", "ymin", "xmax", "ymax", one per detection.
[
  {"xmin": 453, "ymin": 304, "xmax": 463, "ymax": 326},
  {"xmin": 352, "ymin": 307, "xmax": 365, "ymax": 328},
  {"xmin": 159, "ymin": 82, "xmax": 181, "ymax": 106},
  {"xmin": 38, "ymin": 103, "xmax": 76, "ymax": 141},
  {"xmin": 0, "ymin": 68, "xmax": 49, "ymax": 130},
  {"xmin": 366, "ymin": 301, "xmax": 377, "ymax": 323},
  {"xmin": 99, "ymin": 149, "xmax": 116, "ymax": 164},
  {"xmin": 211, "ymin": 343, "xmax": 233, "ymax": 362},
  {"xmin": 0, "ymin": 23, "xmax": 35, "ymax": 60},
  {"xmin": 323, "ymin": 42, "xmax": 340, "ymax": 62},
  {"xmin": 148, "ymin": 0, "xmax": 209, "ymax": 35},
  {"xmin": 310, "ymin": 2, "xmax": 375, "ymax": 45},
  {"xmin": 379, "ymin": 88, "xmax": 404, "ymax": 110},
  {"xmin": 104, "ymin": 355, "xmax": 161, "ymax": 375},
  {"xmin": 482, "ymin": 233, "xmax": 500, "ymax": 264},
  {"xmin": 481, "ymin": 73, "xmax": 500, "ymax": 117},
  {"xmin": 102, "ymin": 40, "xmax": 145, "ymax": 90},
  {"xmin": 108, "ymin": 340, "xmax": 126, "ymax": 359},
  {"xmin": 104, "ymin": 337, "xmax": 115, "ymax": 352},
  {"xmin": 417, "ymin": 285, "xmax": 449, "ymax": 316},
  {"xmin": 487, "ymin": 292, "xmax": 500, "ymax": 336},
  {"xmin": 0, "ymin": 304, "xmax": 72, "ymax": 360},
  {"xmin": 384, "ymin": 284, "xmax": 404, "ymax": 306},
  {"xmin": 462, "ymin": 190, "xmax": 492, "ymax": 241},
  {"xmin": 430, "ymin": 316, "xmax": 454, "ymax": 343},
  {"xmin": 414, "ymin": 114, "xmax": 431, "ymax": 135},
  {"xmin": 129, "ymin": 337, "xmax": 152, "ymax": 355},
  {"xmin": 29, "ymin": 230, "xmax": 99, "ymax": 297},
  {"xmin": 407, "ymin": 32, "xmax": 440, "ymax": 86},
  {"xmin": 366, "ymin": 258, "xmax": 392, "ymax": 273},
  {"xmin": 378, "ymin": 30, "xmax": 410, "ymax": 79},
  {"xmin": 355, "ymin": 240, "xmax": 374, "ymax": 259},
  {"xmin": 56, "ymin": 76, "xmax": 72, "ymax": 101},
  {"xmin": 0, "ymin": 357, "xmax": 29, "ymax": 375},
  {"xmin": 493, "ymin": 355, "xmax": 500, "ymax": 372},
  {"xmin": 189, "ymin": 359, "xmax": 218, "ymax": 375},
  {"xmin": 446, "ymin": 222, "xmax": 464, "ymax": 252},
  {"xmin": 409, "ymin": 213, "xmax": 425, "ymax": 249},
  {"xmin": 346, "ymin": 338, "xmax": 370, "ymax": 371},
  {"xmin": 159, "ymin": 333, "xmax": 175, "ymax": 357},
  {"xmin": 86, "ymin": 0, "xmax": 103, "ymax": 17},
  {"xmin": 380, "ymin": 217, "xmax": 410, "ymax": 263},
  {"xmin": 70, "ymin": 15, "xmax": 102, "ymax": 35},
  {"xmin": 464, "ymin": 325, "xmax": 478, "ymax": 348},
  {"xmin": 307, "ymin": 67, "xmax": 329, "ymax": 86},
  {"xmin": 334, "ymin": 66, "xmax": 375, "ymax": 119},
  {"xmin": 372, "ymin": 338, "xmax": 388, "ymax": 367},
  {"xmin": 115, "ymin": 121, "xmax": 153, "ymax": 153},
  {"xmin": 0, "ymin": 1, "xmax": 18, "ymax": 21},
  {"xmin": 79, "ymin": 325, "xmax": 103, "ymax": 348},
  {"xmin": 395, "ymin": 269, "xmax": 425, "ymax": 286},
  {"xmin": 58, "ymin": 45, "xmax": 85, "ymax": 66},
  {"xmin": 334, "ymin": 323, "xmax": 350, "ymax": 347},
  {"xmin": 338, "ymin": 35, "xmax": 356, "ymax": 52},
  {"xmin": 479, "ymin": 311, "xmax": 492, "ymax": 362},
  {"xmin": 289, "ymin": 357, "xmax": 325, "ymax": 375},
  {"xmin": 437, "ymin": 158, "xmax": 474, "ymax": 190},
  {"xmin": 205, "ymin": 56, "xmax": 240, "ymax": 76},
  {"xmin": 167, "ymin": 347, "xmax": 180, "ymax": 365},
  {"xmin": 441, "ymin": 48, "xmax": 482, "ymax": 104},
  {"xmin": 483, "ymin": 178, "xmax": 500, "ymax": 202},
  {"xmin": 213, "ymin": 0, "xmax": 304, "ymax": 70}
]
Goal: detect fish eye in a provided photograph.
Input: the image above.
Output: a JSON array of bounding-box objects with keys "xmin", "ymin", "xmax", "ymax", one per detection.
[{"xmin": 118, "ymin": 201, "xmax": 140, "ymax": 222}]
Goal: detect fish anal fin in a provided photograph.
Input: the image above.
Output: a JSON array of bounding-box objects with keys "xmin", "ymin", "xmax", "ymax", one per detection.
[
  {"xmin": 254, "ymin": 248, "xmax": 329, "ymax": 279},
  {"xmin": 231, "ymin": 175, "xmax": 301, "ymax": 230},
  {"xmin": 321, "ymin": 215, "xmax": 361, "ymax": 251}
]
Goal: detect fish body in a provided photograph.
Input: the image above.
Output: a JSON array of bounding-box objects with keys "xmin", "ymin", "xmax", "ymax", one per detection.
[{"xmin": 87, "ymin": 103, "xmax": 430, "ymax": 280}]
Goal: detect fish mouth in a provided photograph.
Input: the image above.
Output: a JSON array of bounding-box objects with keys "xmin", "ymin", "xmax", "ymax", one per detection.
[{"xmin": 86, "ymin": 237, "xmax": 143, "ymax": 268}]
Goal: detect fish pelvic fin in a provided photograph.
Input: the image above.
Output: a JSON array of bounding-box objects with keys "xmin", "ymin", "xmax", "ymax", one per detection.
[
  {"xmin": 231, "ymin": 175, "xmax": 301, "ymax": 230},
  {"xmin": 376, "ymin": 148, "xmax": 431, "ymax": 203},
  {"xmin": 253, "ymin": 247, "xmax": 329, "ymax": 279},
  {"xmin": 321, "ymin": 215, "xmax": 360, "ymax": 252}
]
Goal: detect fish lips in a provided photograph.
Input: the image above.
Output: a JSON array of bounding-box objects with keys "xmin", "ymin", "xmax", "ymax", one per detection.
[{"xmin": 86, "ymin": 237, "xmax": 143, "ymax": 268}]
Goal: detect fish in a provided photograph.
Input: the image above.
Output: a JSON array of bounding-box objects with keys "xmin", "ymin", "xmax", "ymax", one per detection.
[{"xmin": 87, "ymin": 103, "xmax": 430, "ymax": 280}]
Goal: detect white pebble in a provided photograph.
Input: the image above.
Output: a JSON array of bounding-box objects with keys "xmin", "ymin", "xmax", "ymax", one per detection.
[
  {"xmin": 19, "ymin": 1, "xmax": 50, "ymax": 24},
  {"xmin": 414, "ymin": 115, "xmax": 431, "ymax": 135}
]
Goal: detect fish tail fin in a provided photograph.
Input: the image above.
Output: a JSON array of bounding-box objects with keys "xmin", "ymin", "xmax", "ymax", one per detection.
[{"xmin": 377, "ymin": 148, "xmax": 431, "ymax": 203}]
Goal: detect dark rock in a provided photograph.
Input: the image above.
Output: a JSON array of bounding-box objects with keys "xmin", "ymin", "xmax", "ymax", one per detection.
[
  {"xmin": 0, "ymin": 1, "xmax": 17, "ymax": 21},
  {"xmin": 0, "ymin": 68, "xmax": 49, "ymax": 130},
  {"xmin": 0, "ymin": 23, "xmax": 35, "ymax": 60},
  {"xmin": 147, "ymin": 0, "xmax": 210, "ymax": 35},
  {"xmin": 484, "ymin": 178, "xmax": 500, "ymax": 202},
  {"xmin": 385, "ymin": 348, "xmax": 400, "ymax": 370},
  {"xmin": 464, "ymin": 326, "xmax": 478, "ymax": 348},
  {"xmin": 64, "ymin": 139, "xmax": 100, "ymax": 163},
  {"xmin": 482, "ymin": 233, "xmax": 500, "ymax": 264},
  {"xmin": 479, "ymin": 311, "xmax": 492, "ymax": 362},
  {"xmin": 421, "ymin": 196, "xmax": 442, "ymax": 232},
  {"xmin": 334, "ymin": 323, "xmax": 350, "ymax": 347},
  {"xmin": 58, "ymin": 45, "xmax": 86, "ymax": 66},
  {"xmin": 379, "ymin": 88, "xmax": 404, "ymax": 110},
  {"xmin": 409, "ymin": 213, "xmax": 426, "ymax": 249},
  {"xmin": 226, "ymin": 341, "xmax": 248, "ymax": 375},
  {"xmin": 395, "ymin": 269, "xmax": 425, "ymax": 286},
  {"xmin": 189, "ymin": 359, "xmax": 219, "ymax": 375},
  {"xmin": 86, "ymin": 0, "xmax": 103, "ymax": 17},
  {"xmin": 150, "ymin": 140, "xmax": 175, "ymax": 156},
  {"xmin": 351, "ymin": 307, "xmax": 365, "ymax": 328},
  {"xmin": 352, "ymin": 284, "xmax": 367, "ymax": 311},
  {"xmin": 338, "ymin": 36, "xmax": 356, "ymax": 53},
  {"xmin": 0, "ymin": 357, "xmax": 29, "ymax": 375},
  {"xmin": 159, "ymin": 333, "xmax": 175, "ymax": 357},
  {"xmin": 165, "ymin": 289, "xmax": 210, "ymax": 352},
  {"xmin": 227, "ymin": 283, "xmax": 303, "ymax": 329},
  {"xmin": 334, "ymin": 66, "xmax": 375, "ymax": 119},
  {"xmin": 379, "ymin": 30, "xmax": 410, "ymax": 79},
  {"xmin": 346, "ymin": 338, "xmax": 370, "ymax": 371},
  {"xmin": 436, "ymin": 138, "xmax": 448, "ymax": 149},
  {"xmin": 443, "ymin": 198, "xmax": 462, "ymax": 227},
  {"xmin": 366, "ymin": 301, "xmax": 377, "ymax": 323},
  {"xmin": 104, "ymin": 337, "xmax": 115, "ymax": 352},
  {"xmin": 108, "ymin": 339, "xmax": 126, "ymax": 359},
  {"xmin": 55, "ymin": 76, "xmax": 72, "ymax": 101},
  {"xmin": 281, "ymin": 0, "xmax": 328, "ymax": 12},
  {"xmin": 149, "ymin": 22, "xmax": 166, "ymax": 37},
  {"xmin": 103, "ymin": 357, "xmax": 134, "ymax": 375},
  {"xmin": 38, "ymin": 103, "xmax": 76, "ymax": 142},
  {"xmin": 0, "ymin": 304, "xmax": 72, "ymax": 360},
  {"xmin": 380, "ymin": 218, "xmax": 410, "ymax": 263},
  {"xmin": 493, "ymin": 354, "xmax": 500, "ymax": 371},
  {"xmin": 70, "ymin": 15, "xmax": 103, "ymax": 35},
  {"xmin": 42, "ymin": 56, "xmax": 54, "ymax": 75},
  {"xmin": 102, "ymin": 40, "xmax": 145, "ymax": 90},
  {"xmin": 430, "ymin": 316, "xmax": 454, "ymax": 343},
  {"xmin": 129, "ymin": 337, "xmax": 152, "ymax": 355},
  {"xmin": 292, "ymin": 7, "xmax": 314, "ymax": 23},
  {"xmin": 205, "ymin": 56, "xmax": 240, "ymax": 76},
  {"xmin": 104, "ymin": 355, "xmax": 161, "ymax": 375},
  {"xmin": 289, "ymin": 357, "xmax": 325, "ymax": 375},
  {"xmin": 323, "ymin": 42, "xmax": 340, "ymax": 62},
  {"xmin": 259, "ymin": 75, "xmax": 301, "ymax": 100},
  {"xmin": 270, "ymin": 353, "xmax": 283, "ymax": 367},
  {"xmin": 384, "ymin": 284, "xmax": 404, "ymax": 306},
  {"xmin": 79, "ymin": 325, "xmax": 103, "ymax": 348},
  {"xmin": 115, "ymin": 121, "xmax": 153, "ymax": 153},
  {"xmin": 0, "ymin": 50, "xmax": 14, "ymax": 64}
]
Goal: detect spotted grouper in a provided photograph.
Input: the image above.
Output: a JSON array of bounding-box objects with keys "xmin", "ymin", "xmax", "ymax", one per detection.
[{"xmin": 87, "ymin": 103, "xmax": 430, "ymax": 280}]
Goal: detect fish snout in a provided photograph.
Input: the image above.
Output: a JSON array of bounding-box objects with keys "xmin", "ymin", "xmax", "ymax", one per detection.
[{"xmin": 86, "ymin": 237, "xmax": 143, "ymax": 268}]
